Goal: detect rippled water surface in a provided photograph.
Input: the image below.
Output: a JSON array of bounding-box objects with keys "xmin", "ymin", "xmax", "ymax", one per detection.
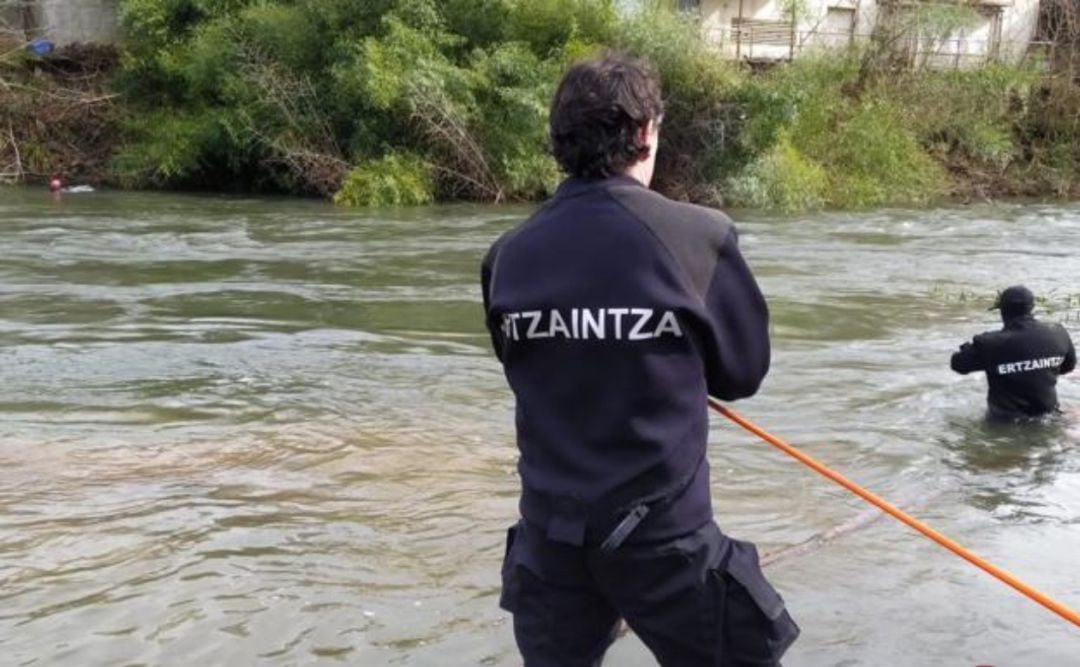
[{"xmin": 2, "ymin": 189, "xmax": 1078, "ymax": 665}]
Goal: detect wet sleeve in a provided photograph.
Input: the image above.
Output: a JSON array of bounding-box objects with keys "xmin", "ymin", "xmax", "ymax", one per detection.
[
  {"xmin": 1060, "ymin": 333, "xmax": 1075, "ymax": 375},
  {"xmin": 950, "ymin": 340, "xmax": 983, "ymax": 374},
  {"xmin": 480, "ymin": 241, "xmax": 506, "ymax": 362},
  {"xmin": 701, "ymin": 229, "xmax": 770, "ymax": 400}
]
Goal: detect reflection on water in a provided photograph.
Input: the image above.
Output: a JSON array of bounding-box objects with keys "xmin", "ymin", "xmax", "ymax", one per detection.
[
  {"xmin": 2, "ymin": 190, "xmax": 1079, "ymax": 665},
  {"xmin": 940, "ymin": 415, "xmax": 1077, "ymax": 523}
]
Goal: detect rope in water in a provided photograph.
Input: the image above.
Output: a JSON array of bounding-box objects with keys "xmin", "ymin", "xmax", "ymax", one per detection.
[{"xmin": 709, "ymin": 398, "xmax": 1080, "ymax": 629}]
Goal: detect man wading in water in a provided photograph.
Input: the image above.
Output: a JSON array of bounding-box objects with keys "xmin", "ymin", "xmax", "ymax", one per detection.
[
  {"xmin": 481, "ymin": 55, "xmax": 799, "ymax": 666},
  {"xmin": 952, "ymin": 285, "xmax": 1076, "ymax": 422}
]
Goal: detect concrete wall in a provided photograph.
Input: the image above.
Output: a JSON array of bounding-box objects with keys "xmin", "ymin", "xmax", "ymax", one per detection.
[
  {"xmin": 999, "ymin": 0, "xmax": 1042, "ymax": 62},
  {"xmin": 0, "ymin": 2, "xmax": 36, "ymax": 40},
  {"xmin": 30, "ymin": 0, "xmax": 119, "ymax": 45}
]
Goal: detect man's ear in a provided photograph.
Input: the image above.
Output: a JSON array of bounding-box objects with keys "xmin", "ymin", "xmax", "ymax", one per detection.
[{"xmin": 637, "ymin": 122, "xmax": 653, "ymax": 158}]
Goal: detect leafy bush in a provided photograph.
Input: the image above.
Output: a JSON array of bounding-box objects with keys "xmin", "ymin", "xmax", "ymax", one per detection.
[
  {"xmin": 734, "ymin": 54, "xmax": 855, "ymax": 165},
  {"xmin": 507, "ymin": 0, "xmax": 617, "ymax": 56},
  {"xmin": 101, "ymin": 0, "xmax": 1080, "ymax": 208},
  {"xmin": 726, "ymin": 132, "xmax": 827, "ymax": 212},
  {"xmin": 882, "ymin": 63, "xmax": 1038, "ymax": 168},
  {"xmin": 334, "ymin": 152, "xmax": 434, "ymax": 207},
  {"xmin": 470, "ymin": 42, "xmax": 563, "ymax": 198},
  {"xmin": 729, "ymin": 54, "xmax": 942, "ymax": 208},
  {"xmin": 114, "ymin": 0, "xmax": 567, "ymax": 203},
  {"xmin": 817, "ymin": 99, "xmax": 945, "ymax": 207},
  {"xmin": 111, "ymin": 109, "xmax": 248, "ymax": 187}
]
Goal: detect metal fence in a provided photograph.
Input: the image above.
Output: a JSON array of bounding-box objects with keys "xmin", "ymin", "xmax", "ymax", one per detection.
[{"xmin": 704, "ymin": 24, "xmax": 1042, "ymax": 70}]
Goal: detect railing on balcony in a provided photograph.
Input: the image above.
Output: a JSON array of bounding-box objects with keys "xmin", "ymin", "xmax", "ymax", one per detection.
[{"xmin": 729, "ymin": 19, "xmax": 797, "ymax": 61}]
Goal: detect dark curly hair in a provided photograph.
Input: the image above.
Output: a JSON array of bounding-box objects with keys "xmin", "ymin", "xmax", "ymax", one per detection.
[{"xmin": 549, "ymin": 55, "xmax": 664, "ymax": 180}]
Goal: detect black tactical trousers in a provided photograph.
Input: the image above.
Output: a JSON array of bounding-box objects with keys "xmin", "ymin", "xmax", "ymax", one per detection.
[{"xmin": 499, "ymin": 520, "xmax": 799, "ymax": 666}]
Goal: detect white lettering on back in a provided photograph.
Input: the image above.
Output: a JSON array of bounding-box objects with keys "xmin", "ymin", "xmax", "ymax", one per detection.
[
  {"xmin": 608, "ymin": 308, "xmax": 629, "ymax": 339},
  {"xmin": 581, "ymin": 308, "xmax": 605, "ymax": 339},
  {"xmin": 628, "ymin": 308, "xmax": 654, "ymax": 341},
  {"xmin": 653, "ymin": 310, "xmax": 684, "ymax": 338},
  {"xmin": 522, "ymin": 311, "xmax": 545, "ymax": 338},
  {"xmin": 549, "ymin": 309, "xmax": 571, "ymax": 338},
  {"xmin": 501, "ymin": 307, "xmax": 684, "ymax": 342},
  {"xmin": 997, "ymin": 356, "xmax": 1064, "ymax": 375}
]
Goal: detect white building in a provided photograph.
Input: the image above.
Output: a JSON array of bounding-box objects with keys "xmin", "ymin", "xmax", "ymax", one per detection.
[{"xmin": 688, "ymin": 0, "xmax": 1043, "ymax": 66}]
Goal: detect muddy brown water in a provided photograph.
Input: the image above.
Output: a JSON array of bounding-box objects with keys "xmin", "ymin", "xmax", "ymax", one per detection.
[{"xmin": 1, "ymin": 189, "xmax": 1078, "ymax": 665}]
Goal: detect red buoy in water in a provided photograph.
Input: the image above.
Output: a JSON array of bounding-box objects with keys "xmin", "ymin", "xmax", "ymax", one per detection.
[{"xmin": 48, "ymin": 174, "xmax": 63, "ymax": 192}]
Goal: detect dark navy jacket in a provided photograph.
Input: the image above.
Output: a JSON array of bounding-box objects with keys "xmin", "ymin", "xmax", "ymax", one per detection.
[
  {"xmin": 951, "ymin": 315, "xmax": 1076, "ymax": 419},
  {"xmin": 481, "ymin": 176, "xmax": 770, "ymax": 546}
]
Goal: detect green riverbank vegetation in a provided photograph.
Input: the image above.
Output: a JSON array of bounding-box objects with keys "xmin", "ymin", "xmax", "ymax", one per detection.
[{"xmin": 2, "ymin": 0, "xmax": 1080, "ymax": 211}]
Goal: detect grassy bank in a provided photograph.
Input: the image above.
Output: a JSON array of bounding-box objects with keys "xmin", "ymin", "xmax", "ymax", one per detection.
[{"xmin": 3, "ymin": 0, "xmax": 1080, "ymax": 211}]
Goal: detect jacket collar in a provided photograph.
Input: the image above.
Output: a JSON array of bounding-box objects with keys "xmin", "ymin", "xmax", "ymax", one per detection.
[
  {"xmin": 553, "ymin": 174, "xmax": 644, "ymax": 200},
  {"xmin": 1003, "ymin": 313, "xmax": 1036, "ymax": 330}
]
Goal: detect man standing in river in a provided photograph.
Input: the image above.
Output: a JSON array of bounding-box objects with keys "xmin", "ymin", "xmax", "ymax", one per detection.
[
  {"xmin": 480, "ymin": 55, "xmax": 798, "ymax": 666},
  {"xmin": 952, "ymin": 285, "xmax": 1076, "ymax": 422}
]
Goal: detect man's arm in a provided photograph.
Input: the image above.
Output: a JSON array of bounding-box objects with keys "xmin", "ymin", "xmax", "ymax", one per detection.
[
  {"xmin": 700, "ymin": 228, "xmax": 770, "ymax": 401},
  {"xmin": 950, "ymin": 340, "xmax": 983, "ymax": 374},
  {"xmin": 1060, "ymin": 331, "xmax": 1076, "ymax": 375},
  {"xmin": 480, "ymin": 241, "xmax": 506, "ymax": 362}
]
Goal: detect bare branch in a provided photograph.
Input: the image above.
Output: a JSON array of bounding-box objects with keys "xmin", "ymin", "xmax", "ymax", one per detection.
[{"xmin": 406, "ymin": 82, "xmax": 504, "ymax": 202}]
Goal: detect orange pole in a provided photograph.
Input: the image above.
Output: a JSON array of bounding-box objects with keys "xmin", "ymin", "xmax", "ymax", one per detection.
[{"xmin": 708, "ymin": 397, "xmax": 1080, "ymax": 629}]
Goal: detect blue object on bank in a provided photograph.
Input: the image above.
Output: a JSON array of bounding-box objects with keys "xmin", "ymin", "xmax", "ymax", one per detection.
[{"xmin": 27, "ymin": 39, "xmax": 55, "ymax": 56}]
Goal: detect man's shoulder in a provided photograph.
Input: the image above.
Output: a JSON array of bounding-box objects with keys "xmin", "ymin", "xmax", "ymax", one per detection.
[
  {"xmin": 1034, "ymin": 319, "xmax": 1075, "ymax": 345},
  {"xmin": 978, "ymin": 319, "xmax": 1070, "ymax": 349},
  {"xmin": 1035, "ymin": 318, "xmax": 1070, "ymax": 333},
  {"xmin": 483, "ymin": 205, "xmax": 548, "ymax": 264},
  {"xmin": 972, "ymin": 329, "xmax": 1003, "ymax": 346},
  {"xmin": 603, "ymin": 184, "xmax": 741, "ymax": 298},
  {"xmin": 604, "ymin": 182, "xmax": 734, "ymax": 244}
]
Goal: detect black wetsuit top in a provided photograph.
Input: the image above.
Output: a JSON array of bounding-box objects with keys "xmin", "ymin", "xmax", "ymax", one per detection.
[
  {"xmin": 951, "ymin": 314, "xmax": 1076, "ymax": 420},
  {"xmin": 481, "ymin": 175, "xmax": 770, "ymax": 546}
]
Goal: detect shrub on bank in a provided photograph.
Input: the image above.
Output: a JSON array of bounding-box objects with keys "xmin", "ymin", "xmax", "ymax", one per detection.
[
  {"xmin": 112, "ymin": 0, "xmax": 602, "ymax": 203},
  {"xmin": 820, "ymin": 98, "xmax": 945, "ymax": 207},
  {"xmin": 728, "ymin": 53, "xmax": 944, "ymax": 208},
  {"xmin": 727, "ymin": 132, "xmax": 828, "ymax": 212},
  {"xmin": 7, "ymin": 0, "xmax": 1074, "ymax": 208},
  {"xmin": 885, "ymin": 63, "xmax": 1039, "ymax": 167},
  {"xmin": 333, "ymin": 152, "xmax": 434, "ymax": 207}
]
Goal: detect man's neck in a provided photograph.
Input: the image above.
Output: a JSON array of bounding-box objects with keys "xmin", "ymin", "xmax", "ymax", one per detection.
[
  {"xmin": 621, "ymin": 163, "xmax": 652, "ymax": 188},
  {"xmin": 1003, "ymin": 313, "xmax": 1035, "ymax": 329}
]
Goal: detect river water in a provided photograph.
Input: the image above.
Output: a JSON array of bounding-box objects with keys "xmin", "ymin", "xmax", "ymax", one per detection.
[{"xmin": 1, "ymin": 188, "xmax": 1078, "ymax": 665}]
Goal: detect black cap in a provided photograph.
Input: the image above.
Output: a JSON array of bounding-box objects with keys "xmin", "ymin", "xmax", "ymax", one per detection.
[{"xmin": 989, "ymin": 285, "xmax": 1034, "ymax": 314}]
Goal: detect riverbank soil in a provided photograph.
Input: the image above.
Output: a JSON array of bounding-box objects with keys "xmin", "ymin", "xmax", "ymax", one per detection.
[{"xmin": 0, "ymin": 43, "xmax": 122, "ymax": 187}]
